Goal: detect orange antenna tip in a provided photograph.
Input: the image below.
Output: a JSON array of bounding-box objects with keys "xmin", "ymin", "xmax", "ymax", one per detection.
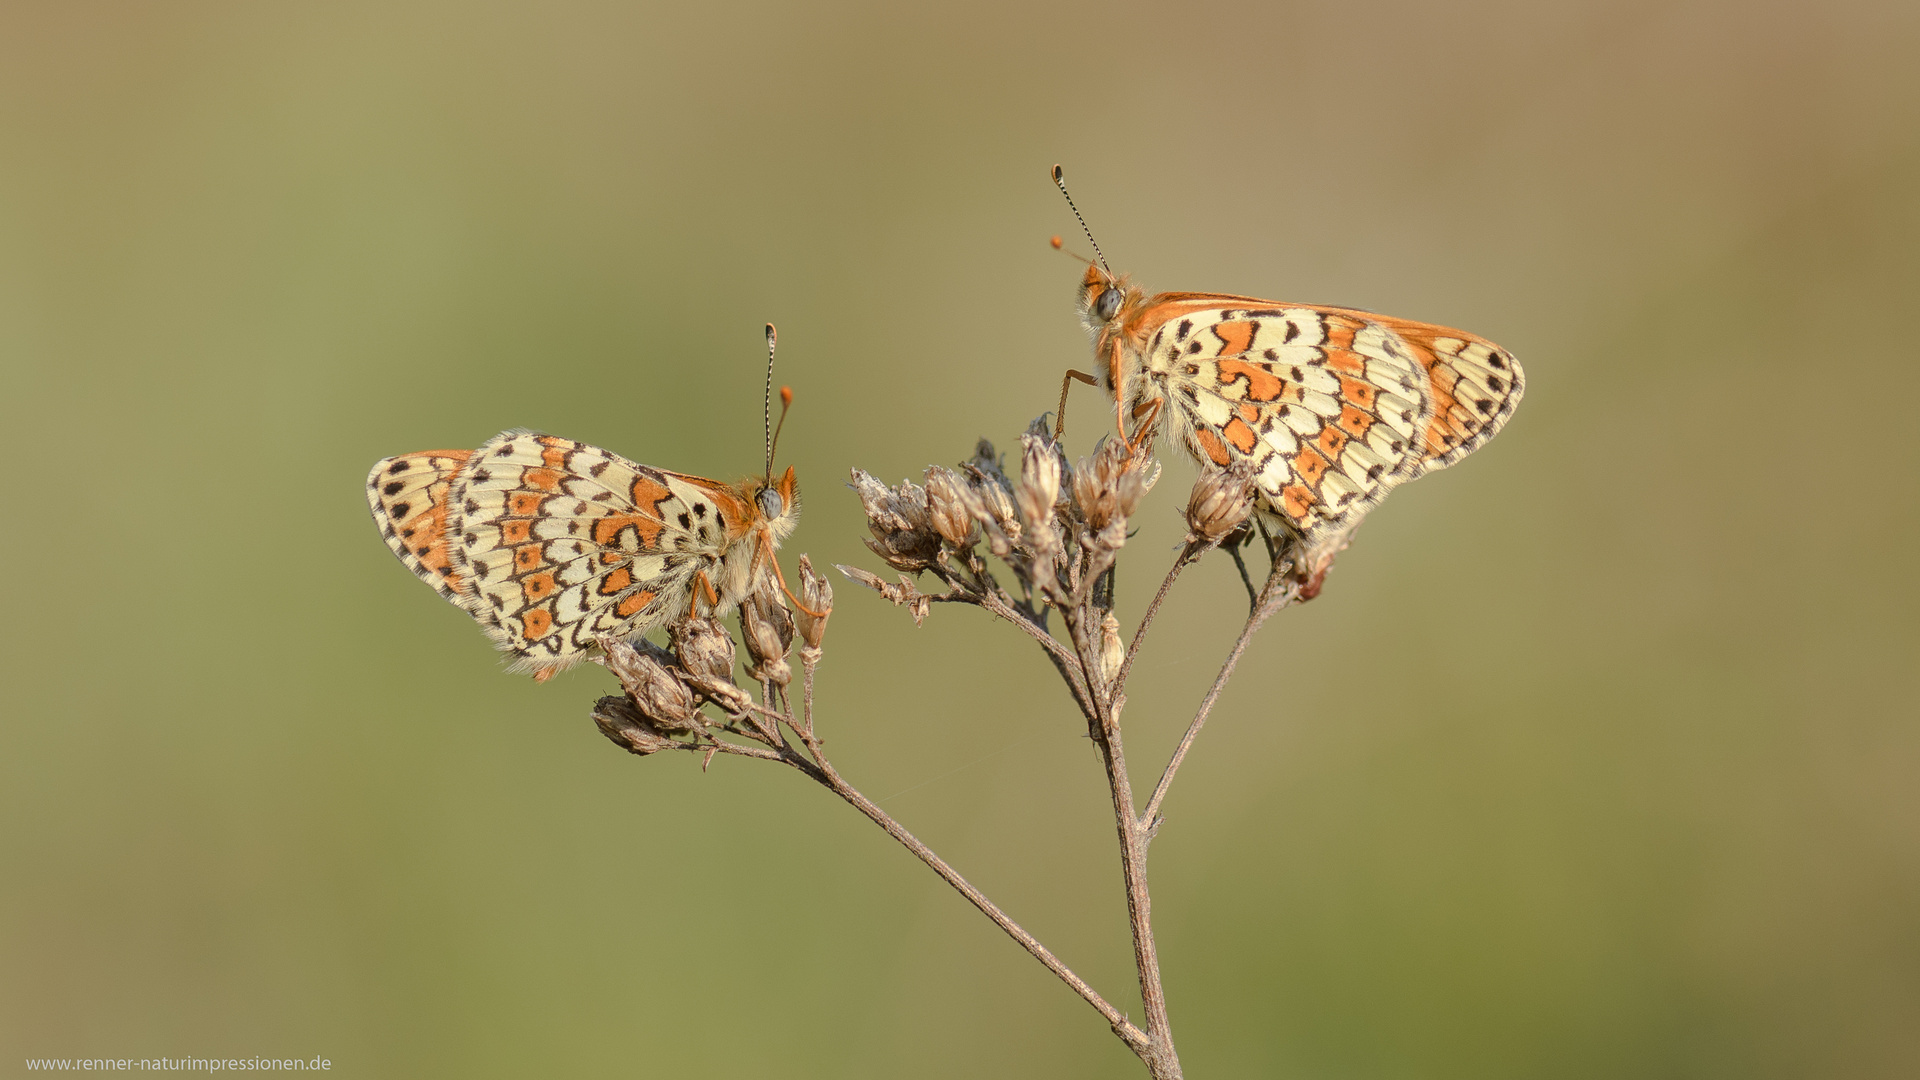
[
  {"xmin": 779, "ymin": 386, "xmax": 793, "ymax": 406},
  {"xmin": 1050, "ymin": 235, "xmax": 1063, "ymax": 249},
  {"xmin": 1051, "ymin": 163, "xmax": 1063, "ymax": 182}
]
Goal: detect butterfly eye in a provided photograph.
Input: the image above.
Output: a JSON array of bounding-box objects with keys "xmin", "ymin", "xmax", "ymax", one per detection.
[
  {"xmin": 1094, "ymin": 287, "xmax": 1122, "ymax": 322},
  {"xmin": 757, "ymin": 486, "xmax": 784, "ymax": 520}
]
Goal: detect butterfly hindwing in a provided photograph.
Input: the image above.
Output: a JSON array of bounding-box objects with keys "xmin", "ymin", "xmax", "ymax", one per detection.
[
  {"xmin": 1132, "ymin": 302, "xmax": 1462, "ymax": 531},
  {"xmin": 1365, "ymin": 314, "xmax": 1524, "ymax": 472},
  {"xmin": 446, "ymin": 431, "xmax": 751, "ymax": 674}
]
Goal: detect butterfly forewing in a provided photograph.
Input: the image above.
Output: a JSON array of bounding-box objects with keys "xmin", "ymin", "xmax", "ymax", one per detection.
[
  {"xmin": 1367, "ymin": 315, "xmax": 1524, "ymax": 471},
  {"xmin": 444, "ymin": 432, "xmax": 749, "ymax": 674},
  {"xmin": 366, "ymin": 450, "xmax": 475, "ymax": 606},
  {"xmin": 1130, "ymin": 301, "xmax": 1474, "ymax": 531}
]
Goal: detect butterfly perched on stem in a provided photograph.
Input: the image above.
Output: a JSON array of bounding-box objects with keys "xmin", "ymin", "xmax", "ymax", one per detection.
[
  {"xmin": 1050, "ymin": 166, "xmax": 1524, "ymax": 598},
  {"xmin": 366, "ymin": 325, "xmax": 806, "ymax": 681}
]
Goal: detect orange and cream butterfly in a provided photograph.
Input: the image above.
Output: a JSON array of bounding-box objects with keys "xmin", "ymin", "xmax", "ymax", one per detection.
[
  {"xmin": 1051, "ymin": 166, "xmax": 1524, "ymax": 598},
  {"xmin": 366, "ymin": 325, "xmax": 805, "ymax": 680}
]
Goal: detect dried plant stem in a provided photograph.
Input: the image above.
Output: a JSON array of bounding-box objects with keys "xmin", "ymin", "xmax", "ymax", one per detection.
[
  {"xmin": 1113, "ymin": 539, "xmax": 1208, "ymax": 698},
  {"xmin": 1141, "ymin": 564, "xmax": 1299, "ymax": 829},
  {"xmin": 959, "ymin": 579, "xmax": 1096, "ymax": 717},
  {"xmin": 1068, "ymin": 608, "xmax": 1182, "ymax": 1080},
  {"xmin": 784, "ymin": 736, "xmax": 1153, "ymax": 1055}
]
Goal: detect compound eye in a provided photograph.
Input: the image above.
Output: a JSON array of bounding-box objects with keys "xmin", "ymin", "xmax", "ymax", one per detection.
[
  {"xmin": 757, "ymin": 486, "xmax": 784, "ymax": 520},
  {"xmin": 1094, "ymin": 287, "xmax": 1122, "ymax": 322}
]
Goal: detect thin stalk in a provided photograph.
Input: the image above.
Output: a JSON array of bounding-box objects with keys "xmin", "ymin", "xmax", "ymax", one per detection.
[
  {"xmin": 787, "ymin": 739, "xmax": 1151, "ymax": 1055},
  {"xmin": 1140, "ymin": 566, "xmax": 1298, "ymax": 830},
  {"xmin": 1112, "ymin": 540, "xmax": 1207, "ymax": 699},
  {"xmin": 1067, "ymin": 605, "xmax": 1182, "ymax": 1080}
]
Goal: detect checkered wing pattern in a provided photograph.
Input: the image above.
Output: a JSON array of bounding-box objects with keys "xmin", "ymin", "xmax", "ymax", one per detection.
[
  {"xmin": 366, "ymin": 450, "xmax": 475, "ymax": 606},
  {"xmin": 446, "ymin": 431, "xmax": 755, "ymax": 675},
  {"xmin": 1129, "ymin": 299, "xmax": 1522, "ymax": 534}
]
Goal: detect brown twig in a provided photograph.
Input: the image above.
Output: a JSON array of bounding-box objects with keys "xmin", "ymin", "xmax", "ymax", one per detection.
[
  {"xmin": 1066, "ymin": 603, "xmax": 1182, "ymax": 1079},
  {"xmin": 1140, "ymin": 564, "xmax": 1299, "ymax": 831},
  {"xmin": 780, "ymin": 724, "xmax": 1152, "ymax": 1055},
  {"xmin": 961, "ymin": 584, "xmax": 1097, "ymax": 718},
  {"xmin": 1112, "ymin": 539, "xmax": 1208, "ymax": 699}
]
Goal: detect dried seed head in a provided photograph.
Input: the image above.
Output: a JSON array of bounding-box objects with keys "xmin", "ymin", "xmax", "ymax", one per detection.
[
  {"xmin": 738, "ymin": 585, "xmax": 794, "ymax": 687},
  {"xmin": 1017, "ymin": 432, "xmax": 1062, "ymax": 534},
  {"xmin": 599, "ymin": 637, "xmax": 701, "ymax": 732},
  {"xmin": 592, "ymin": 695, "xmax": 678, "ymax": 755},
  {"xmin": 964, "ymin": 438, "xmax": 1011, "ymax": 491},
  {"xmin": 849, "ymin": 468, "xmax": 943, "ymax": 572},
  {"xmin": 923, "ymin": 466, "xmax": 977, "ymax": 548},
  {"xmin": 960, "ymin": 463, "xmax": 1020, "ymax": 535},
  {"xmin": 671, "ymin": 617, "xmax": 736, "ymax": 686},
  {"xmin": 1073, "ymin": 439, "xmax": 1159, "ymax": 538},
  {"xmin": 1073, "ymin": 440, "xmax": 1121, "ymax": 533},
  {"xmin": 794, "ymin": 554, "xmax": 833, "ymax": 652},
  {"xmin": 1185, "ymin": 460, "xmax": 1258, "ymax": 543}
]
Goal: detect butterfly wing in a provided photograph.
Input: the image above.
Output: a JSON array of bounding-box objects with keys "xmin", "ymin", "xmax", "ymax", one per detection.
[
  {"xmin": 446, "ymin": 431, "xmax": 756, "ymax": 675},
  {"xmin": 367, "ymin": 449, "xmax": 476, "ymax": 606},
  {"xmin": 1127, "ymin": 298, "xmax": 1522, "ymax": 535},
  {"xmin": 1366, "ymin": 312, "xmax": 1525, "ymax": 471}
]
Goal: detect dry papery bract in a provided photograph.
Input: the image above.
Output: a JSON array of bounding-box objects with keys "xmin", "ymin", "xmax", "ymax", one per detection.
[{"xmin": 587, "ymin": 418, "xmax": 1306, "ymax": 1080}]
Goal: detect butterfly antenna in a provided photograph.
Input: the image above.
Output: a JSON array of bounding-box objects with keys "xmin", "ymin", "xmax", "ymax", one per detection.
[
  {"xmin": 771, "ymin": 386, "xmax": 793, "ymax": 469},
  {"xmin": 1049, "ymin": 234, "xmax": 1094, "ymax": 266},
  {"xmin": 762, "ymin": 323, "xmax": 778, "ymax": 481},
  {"xmin": 1051, "ymin": 164, "xmax": 1111, "ymax": 278}
]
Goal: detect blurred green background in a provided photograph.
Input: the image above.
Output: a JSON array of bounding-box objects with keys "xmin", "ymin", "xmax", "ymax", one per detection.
[{"xmin": 4, "ymin": 0, "xmax": 1917, "ymax": 1076}]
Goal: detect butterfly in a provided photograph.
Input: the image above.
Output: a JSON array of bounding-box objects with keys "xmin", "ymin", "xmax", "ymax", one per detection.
[
  {"xmin": 365, "ymin": 325, "xmax": 804, "ymax": 681},
  {"xmin": 1051, "ymin": 166, "xmax": 1524, "ymax": 597}
]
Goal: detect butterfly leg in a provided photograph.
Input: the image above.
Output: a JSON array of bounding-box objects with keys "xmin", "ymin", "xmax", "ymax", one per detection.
[
  {"xmin": 1127, "ymin": 397, "xmax": 1162, "ymax": 451},
  {"xmin": 692, "ymin": 568, "xmax": 721, "ymax": 614},
  {"xmin": 1054, "ymin": 369, "xmax": 1098, "ymax": 441},
  {"xmin": 1223, "ymin": 525, "xmax": 1261, "ymax": 616}
]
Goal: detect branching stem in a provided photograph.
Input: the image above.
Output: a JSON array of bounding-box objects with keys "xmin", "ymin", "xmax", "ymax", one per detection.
[
  {"xmin": 781, "ymin": 731, "xmax": 1151, "ymax": 1054},
  {"xmin": 1141, "ymin": 564, "xmax": 1299, "ymax": 830}
]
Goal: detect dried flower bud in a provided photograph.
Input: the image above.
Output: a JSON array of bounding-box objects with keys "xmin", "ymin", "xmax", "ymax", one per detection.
[
  {"xmin": 794, "ymin": 554, "xmax": 832, "ymax": 652},
  {"xmin": 1185, "ymin": 461, "xmax": 1257, "ymax": 543},
  {"xmin": 670, "ymin": 616, "xmax": 735, "ymax": 686},
  {"xmin": 923, "ymin": 466, "xmax": 977, "ymax": 548},
  {"xmin": 592, "ymin": 695, "xmax": 678, "ymax": 755},
  {"xmin": 960, "ymin": 463, "xmax": 1021, "ymax": 537},
  {"xmin": 1098, "ymin": 612, "xmax": 1125, "ymax": 684},
  {"xmin": 600, "ymin": 636, "xmax": 701, "ymax": 731},
  {"xmin": 835, "ymin": 564, "xmax": 932, "ymax": 626},
  {"xmin": 738, "ymin": 585, "xmax": 794, "ymax": 687},
  {"xmin": 849, "ymin": 468, "xmax": 942, "ymax": 572},
  {"xmin": 964, "ymin": 438, "xmax": 1010, "ymax": 490},
  {"xmin": 1017, "ymin": 433, "xmax": 1062, "ymax": 533},
  {"xmin": 1073, "ymin": 439, "xmax": 1158, "ymax": 539}
]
